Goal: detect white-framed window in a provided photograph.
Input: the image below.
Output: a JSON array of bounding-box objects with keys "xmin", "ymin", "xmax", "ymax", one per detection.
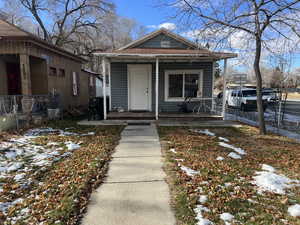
[{"xmin": 165, "ymin": 70, "xmax": 203, "ymax": 101}]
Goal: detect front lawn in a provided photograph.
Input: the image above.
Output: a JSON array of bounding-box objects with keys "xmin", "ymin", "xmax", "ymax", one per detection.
[
  {"xmin": 0, "ymin": 121, "xmax": 123, "ymax": 225},
  {"xmin": 159, "ymin": 126, "xmax": 300, "ymax": 225}
]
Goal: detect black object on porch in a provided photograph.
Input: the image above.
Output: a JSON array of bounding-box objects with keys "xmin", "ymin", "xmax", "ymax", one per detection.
[{"xmin": 88, "ymin": 97, "xmax": 109, "ymax": 120}]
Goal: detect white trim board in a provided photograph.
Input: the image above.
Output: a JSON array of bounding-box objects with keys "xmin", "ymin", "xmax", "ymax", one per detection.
[{"xmin": 127, "ymin": 64, "xmax": 152, "ymax": 111}]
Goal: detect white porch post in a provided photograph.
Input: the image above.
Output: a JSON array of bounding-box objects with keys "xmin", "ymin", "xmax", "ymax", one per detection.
[
  {"xmin": 102, "ymin": 57, "xmax": 107, "ymax": 120},
  {"xmin": 108, "ymin": 59, "xmax": 112, "ymax": 111},
  {"xmin": 222, "ymin": 59, "xmax": 228, "ymax": 119},
  {"xmin": 155, "ymin": 57, "xmax": 159, "ymax": 120},
  {"xmin": 212, "ymin": 61, "xmax": 216, "ymax": 111}
]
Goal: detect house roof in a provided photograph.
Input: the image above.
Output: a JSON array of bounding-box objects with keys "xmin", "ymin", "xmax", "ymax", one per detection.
[
  {"xmin": 95, "ymin": 28, "xmax": 237, "ymax": 60},
  {"xmin": 118, "ymin": 28, "xmax": 199, "ymax": 50},
  {"xmin": 0, "ymin": 20, "xmax": 86, "ymax": 63}
]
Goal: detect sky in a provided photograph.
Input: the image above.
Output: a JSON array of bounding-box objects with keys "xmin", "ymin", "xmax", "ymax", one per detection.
[
  {"xmin": 113, "ymin": 0, "xmax": 170, "ymax": 29},
  {"xmin": 112, "ymin": 0, "xmax": 300, "ymax": 71},
  {"xmin": 1, "ymin": 0, "xmax": 299, "ymax": 71}
]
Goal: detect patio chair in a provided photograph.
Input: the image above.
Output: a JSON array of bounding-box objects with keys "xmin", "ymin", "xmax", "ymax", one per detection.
[
  {"xmin": 192, "ymin": 99, "xmax": 212, "ymax": 114},
  {"xmin": 177, "ymin": 97, "xmax": 193, "ymax": 113}
]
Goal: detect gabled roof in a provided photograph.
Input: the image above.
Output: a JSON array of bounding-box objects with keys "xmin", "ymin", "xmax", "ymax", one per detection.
[
  {"xmin": 0, "ymin": 20, "xmax": 86, "ymax": 63},
  {"xmin": 95, "ymin": 28, "xmax": 237, "ymax": 60},
  {"xmin": 118, "ymin": 28, "xmax": 199, "ymax": 50},
  {"xmin": 0, "ymin": 20, "xmax": 31, "ymax": 37}
]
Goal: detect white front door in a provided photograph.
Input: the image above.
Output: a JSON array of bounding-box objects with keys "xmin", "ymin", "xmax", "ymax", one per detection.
[{"xmin": 128, "ymin": 65, "xmax": 152, "ymax": 111}]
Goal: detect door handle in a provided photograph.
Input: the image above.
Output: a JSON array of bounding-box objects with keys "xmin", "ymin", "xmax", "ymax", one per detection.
[{"xmin": 145, "ymin": 88, "xmax": 149, "ymax": 95}]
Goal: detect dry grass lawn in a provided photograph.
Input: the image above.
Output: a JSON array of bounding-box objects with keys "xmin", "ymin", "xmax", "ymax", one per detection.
[
  {"xmin": 0, "ymin": 120, "xmax": 123, "ymax": 225},
  {"xmin": 159, "ymin": 126, "xmax": 300, "ymax": 225}
]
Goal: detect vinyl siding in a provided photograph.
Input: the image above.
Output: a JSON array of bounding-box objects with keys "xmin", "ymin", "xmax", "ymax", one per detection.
[
  {"xmin": 110, "ymin": 62, "xmax": 213, "ymax": 112},
  {"xmin": 111, "ymin": 63, "xmax": 128, "ymax": 110},
  {"xmin": 136, "ymin": 34, "xmax": 190, "ymax": 49}
]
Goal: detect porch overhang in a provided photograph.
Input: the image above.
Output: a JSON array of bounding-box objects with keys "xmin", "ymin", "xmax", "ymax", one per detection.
[{"xmin": 94, "ymin": 52, "xmax": 237, "ymax": 61}]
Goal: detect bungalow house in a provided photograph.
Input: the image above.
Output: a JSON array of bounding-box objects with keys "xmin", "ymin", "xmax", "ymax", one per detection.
[
  {"xmin": 0, "ymin": 19, "xmax": 96, "ymax": 113},
  {"xmin": 95, "ymin": 28, "xmax": 237, "ymax": 120}
]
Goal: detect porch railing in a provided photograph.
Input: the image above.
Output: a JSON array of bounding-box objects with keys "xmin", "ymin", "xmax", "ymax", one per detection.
[{"xmin": 0, "ymin": 94, "xmax": 58, "ymax": 116}]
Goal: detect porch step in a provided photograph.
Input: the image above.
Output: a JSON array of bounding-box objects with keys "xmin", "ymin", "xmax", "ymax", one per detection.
[{"xmin": 107, "ymin": 112, "xmax": 155, "ymax": 120}]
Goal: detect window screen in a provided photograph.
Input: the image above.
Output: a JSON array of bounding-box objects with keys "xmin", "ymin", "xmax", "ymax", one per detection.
[
  {"xmin": 185, "ymin": 74, "xmax": 199, "ymax": 97},
  {"xmin": 169, "ymin": 74, "xmax": 183, "ymax": 98}
]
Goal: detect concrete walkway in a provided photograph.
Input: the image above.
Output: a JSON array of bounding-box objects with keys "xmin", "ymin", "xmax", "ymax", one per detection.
[{"xmin": 82, "ymin": 124, "xmax": 175, "ymax": 225}]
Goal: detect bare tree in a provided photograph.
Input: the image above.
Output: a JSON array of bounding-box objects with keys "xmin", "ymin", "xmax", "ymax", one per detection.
[
  {"xmin": 11, "ymin": 0, "xmax": 114, "ymax": 44},
  {"xmin": 163, "ymin": 0, "xmax": 300, "ymax": 134},
  {"xmin": 19, "ymin": 0, "xmax": 51, "ymax": 41}
]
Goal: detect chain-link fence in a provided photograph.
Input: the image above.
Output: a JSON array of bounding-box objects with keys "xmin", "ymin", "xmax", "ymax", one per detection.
[
  {"xmin": 214, "ymin": 98, "xmax": 300, "ymax": 135},
  {"xmin": 0, "ymin": 94, "xmax": 61, "ymax": 130}
]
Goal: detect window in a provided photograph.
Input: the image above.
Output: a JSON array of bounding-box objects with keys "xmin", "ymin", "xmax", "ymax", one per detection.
[
  {"xmin": 242, "ymin": 90, "xmax": 256, "ymax": 97},
  {"xmin": 165, "ymin": 70, "xmax": 203, "ymax": 101},
  {"xmin": 58, "ymin": 69, "xmax": 65, "ymax": 77},
  {"xmin": 49, "ymin": 67, "xmax": 57, "ymax": 76},
  {"xmin": 72, "ymin": 72, "xmax": 78, "ymax": 96},
  {"xmin": 169, "ymin": 74, "xmax": 183, "ymax": 98}
]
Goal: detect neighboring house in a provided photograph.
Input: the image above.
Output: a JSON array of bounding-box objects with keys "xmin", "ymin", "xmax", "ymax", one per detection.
[
  {"xmin": 95, "ymin": 28, "xmax": 237, "ymax": 120},
  {"xmin": 0, "ymin": 19, "xmax": 95, "ymax": 111}
]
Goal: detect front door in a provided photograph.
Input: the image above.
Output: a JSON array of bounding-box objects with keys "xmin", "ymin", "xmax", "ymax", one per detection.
[{"xmin": 128, "ymin": 65, "xmax": 152, "ymax": 111}]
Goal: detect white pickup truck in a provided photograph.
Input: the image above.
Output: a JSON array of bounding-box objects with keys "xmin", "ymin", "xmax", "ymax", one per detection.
[{"xmin": 225, "ymin": 88, "xmax": 269, "ymax": 111}]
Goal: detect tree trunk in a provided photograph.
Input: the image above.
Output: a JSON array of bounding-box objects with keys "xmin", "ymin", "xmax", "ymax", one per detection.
[{"xmin": 254, "ymin": 36, "xmax": 267, "ymax": 134}]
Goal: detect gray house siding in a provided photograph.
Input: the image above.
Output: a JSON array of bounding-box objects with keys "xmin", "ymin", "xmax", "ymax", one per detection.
[
  {"xmin": 136, "ymin": 34, "xmax": 190, "ymax": 49},
  {"xmin": 111, "ymin": 63, "xmax": 128, "ymax": 110},
  {"xmin": 110, "ymin": 62, "xmax": 213, "ymax": 113}
]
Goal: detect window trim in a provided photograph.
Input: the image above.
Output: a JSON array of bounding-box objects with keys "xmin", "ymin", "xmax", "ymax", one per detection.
[{"xmin": 164, "ymin": 69, "xmax": 204, "ymax": 102}]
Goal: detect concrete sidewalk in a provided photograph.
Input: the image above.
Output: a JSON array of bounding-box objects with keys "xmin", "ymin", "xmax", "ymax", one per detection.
[{"xmin": 82, "ymin": 124, "xmax": 175, "ymax": 225}]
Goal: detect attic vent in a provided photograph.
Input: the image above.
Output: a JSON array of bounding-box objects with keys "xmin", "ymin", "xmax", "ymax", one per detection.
[{"xmin": 161, "ymin": 40, "xmax": 170, "ymax": 48}]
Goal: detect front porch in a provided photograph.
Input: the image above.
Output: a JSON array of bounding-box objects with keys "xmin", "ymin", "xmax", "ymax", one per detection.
[
  {"xmin": 0, "ymin": 54, "xmax": 48, "ymax": 96},
  {"xmin": 107, "ymin": 111, "xmax": 222, "ymax": 121}
]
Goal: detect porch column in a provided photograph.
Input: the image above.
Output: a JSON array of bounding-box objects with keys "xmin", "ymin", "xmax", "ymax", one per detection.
[
  {"xmin": 212, "ymin": 61, "xmax": 216, "ymax": 111},
  {"xmin": 102, "ymin": 57, "xmax": 107, "ymax": 120},
  {"xmin": 20, "ymin": 54, "xmax": 32, "ymax": 95},
  {"xmin": 222, "ymin": 58, "xmax": 228, "ymax": 119},
  {"xmin": 108, "ymin": 59, "xmax": 112, "ymax": 111},
  {"xmin": 155, "ymin": 57, "xmax": 159, "ymax": 120}
]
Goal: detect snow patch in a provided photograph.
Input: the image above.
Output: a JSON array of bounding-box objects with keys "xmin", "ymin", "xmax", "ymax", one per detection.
[
  {"xmin": 216, "ymin": 156, "xmax": 224, "ymax": 161},
  {"xmin": 65, "ymin": 141, "xmax": 81, "ymax": 151},
  {"xmin": 169, "ymin": 148, "xmax": 177, "ymax": 153},
  {"xmin": 178, "ymin": 164, "xmax": 199, "ymax": 176},
  {"xmin": 194, "ymin": 205, "xmax": 213, "ymax": 225},
  {"xmin": 288, "ymin": 204, "xmax": 300, "ymax": 217},
  {"xmin": 228, "ymin": 152, "xmax": 241, "ymax": 159},
  {"xmin": 261, "ymin": 164, "xmax": 276, "ymax": 172},
  {"xmin": 219, "ymin": 142, "xmax": 246, "ymax": 155},
  {"xmin": 191, "ymin": 129, "xmax": 215, "ymax": 137},
  {"xmin": 219, "ymin": 137, "xmax": 229, "ymax": 142},
  {"xmin": 199, "ymin": 195, "xmax": 208, "ymax": 204},
  {"xmin": 220, "ymin": 213, "xmax": 234, "ymax": 221},
  {"xmin": 252, "ymin": 171, "xmax": 299, "ymax": 194}
]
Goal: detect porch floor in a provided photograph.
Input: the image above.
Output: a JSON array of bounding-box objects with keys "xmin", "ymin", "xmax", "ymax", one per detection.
[{"xmin": 107, "ymin": 112, "xmax": 222, "ymax": 121}]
